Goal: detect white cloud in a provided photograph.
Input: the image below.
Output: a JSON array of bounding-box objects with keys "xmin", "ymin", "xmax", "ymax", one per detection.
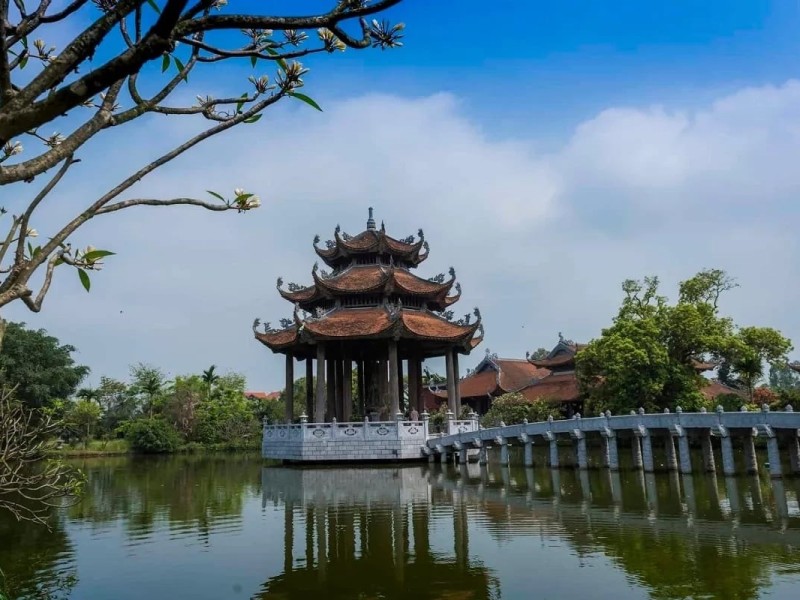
[{"xmin": 6, "ymin": 82, "xmax": 800, "ymax": 390}]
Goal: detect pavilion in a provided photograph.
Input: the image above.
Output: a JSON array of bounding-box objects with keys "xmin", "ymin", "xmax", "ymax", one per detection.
[{"xmin": 254, "ymin": 209, "xmax": 484, "ymax": 424}]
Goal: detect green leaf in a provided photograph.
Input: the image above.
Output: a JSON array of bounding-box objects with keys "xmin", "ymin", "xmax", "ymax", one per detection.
[
  {"xmin": 207, "ymin": 190, "xmax": 226, "ymax": 201},
  {"xmin": 264, "ymin": 47, "xmax": 288, "ymax": 72},
  {"xmin": 21, "ymin": 36, "xmax": 28, "ymax": 49},
  {"xmin": 161, "ymin": 54, "xmax": 170, "ymax": 73},
  {"xmin": 236, "ymin": 93, "xmax": 248, "ymax": 114},
  {"xmin": 288, "ymin": 92, "xmax": 323, "ymax": 112},
  {"xmin": 174, "ymin": 56, "xmax": 188, "ymax": 82},
  {"xmin": 78, "ymin": 269, "xmax": 91, "ymax": 292},
  {"xmin": 250, "ymin": 55, "xmax": 258, "ymax": 68},
  {"xmin": 243, "ymin": 114, "xmax": 262, "ymax": 124},
  {"xmin": 83, "ymin": 250, "xmax": 115, "ymax": 261},
  {"xmin": 146, "ymin": 0, "xmax": 162, "ymax": 14},
  {"xmin": 19, "ymin": 55, "xmax": 28, "ymax": 70}
]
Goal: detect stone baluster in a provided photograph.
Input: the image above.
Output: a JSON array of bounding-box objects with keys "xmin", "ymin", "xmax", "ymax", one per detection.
[
  {"xmin": 496, "ymin": 428, "xmax": 509, "ymax": 466},
  {"xmin": 762, "ymin": 405, "xmax": 783, "ymax": 478},
  {"xmin": 601, "ymin": 411, "xmax": 619, "ymax": 470},
  {"xmin": 744, "ymin": 428, "xmax": 758, "ymax": 475},
  {"xmin": 674, "ymin": 408, "xmax": 692, "ymax": 474},
  {"xmin": 701, "ymin": 428, "xmax": 716, "ymax": 473},
  {"xmin": 545, "ymin": 416, "xmax": 559, "ymax": 468},
  {"xmin": 716, "ymin": 406, "xmax": 736, "ymax": 476},
  {"xmin": 521, "ymin": 425, "xmax": 534, "ymax": 467},
  {"xmin": 421, "ymin": 410, "xmax": 430, "ymax": 440}
]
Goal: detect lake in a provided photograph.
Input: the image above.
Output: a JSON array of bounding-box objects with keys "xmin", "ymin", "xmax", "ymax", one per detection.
[{"xmin": 2, "ymin": 453, "xmax": 800, "ymax": 599}]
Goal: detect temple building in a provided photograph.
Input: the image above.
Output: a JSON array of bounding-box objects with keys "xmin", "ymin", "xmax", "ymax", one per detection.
[
  {"xmin": 254, "ymin": 209, "xmax": 484, "ymax": 423},
  {"xmin": 431, "ymin": 353, "xmax": 547, "ymax": 414},
  {"xmin": 523, "ymin": 337, "xmax": 586, "ymax": 416}
]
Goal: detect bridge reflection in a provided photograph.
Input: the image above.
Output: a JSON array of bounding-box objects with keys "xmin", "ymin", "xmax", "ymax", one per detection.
[{"xmin": 260, "ymin": 464, "xmax": 800, "ymax": 599}]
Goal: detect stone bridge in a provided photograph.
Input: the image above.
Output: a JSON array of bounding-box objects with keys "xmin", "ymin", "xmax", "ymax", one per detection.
[{"xmin": 424, "ymin": 405, "xmax": 800, "ymax": 478}]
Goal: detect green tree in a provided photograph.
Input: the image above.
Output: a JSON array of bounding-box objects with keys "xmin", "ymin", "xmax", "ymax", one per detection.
[
  {"xmin": 123, "ymin": 418, "xmax": 181, "ymax": 454},
  {"xmin": 162, "ymin": 375, "xmax": 205, "ymax": 438},
  {"xmin": 76, "ymin": 387, "xmax": 100, "ymax": 405},
  {"xmin": 129, "ymin": 363, "xmax": 167, "ymax": 418},
  {"xmin": 96, "ymin": 376, "xmax": 137, "ymax": 435},
  {"xmin": 726, "ymin": 327, "xmax": 793, "ymax": 402},
  {"xmin": 575, "ymin": 269, "xmax": 782, "ymax": 414},
  {"xmin": 0, "ymin": 321, "xmax": 89, "ymax": 409},
  {"xmin": 528, "ymin": 347, "xmax": 549, "ymax": 360},
  {"xmin": 201, "ymin": 365, "xmax": 221, "ymax": 399},
  {"xmin": 481, "ymin": 392, "xmax": 556, "ymax": 428},
  {"xmin": 65, "ymin": 399, "xmax": 101, "ymax": 448},
  {"xmin": 275, "ymin": 376, "xmax": 314, "ymax": 423}
]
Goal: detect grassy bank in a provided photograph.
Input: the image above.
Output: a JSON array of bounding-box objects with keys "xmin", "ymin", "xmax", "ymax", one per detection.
[{"xmin": 49, "ymin": 439, "xmax": 260, "ymax": 457}]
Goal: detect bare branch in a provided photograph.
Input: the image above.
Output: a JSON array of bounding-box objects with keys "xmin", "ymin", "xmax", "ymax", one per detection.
[{"xmin": 95, "ymin": 196, "xmax": 232, "ymax": 215}]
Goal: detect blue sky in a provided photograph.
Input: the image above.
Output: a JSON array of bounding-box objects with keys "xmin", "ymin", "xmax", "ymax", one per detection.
[{"xmin": 6, "ymin": 0, "xmax": 800, "ymax": 390}]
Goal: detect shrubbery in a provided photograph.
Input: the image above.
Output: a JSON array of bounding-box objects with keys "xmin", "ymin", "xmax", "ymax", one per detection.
[
  {"xmin": 122, "ymin": 419, "xmax": 181, "ymax": 454},
  {"xmin": 481, "ymin": 392, "xmax": 556, "ymax": 428}
]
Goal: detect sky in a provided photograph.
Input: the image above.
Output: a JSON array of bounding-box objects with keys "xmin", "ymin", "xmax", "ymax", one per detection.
[{"xmin": 4, "ymin": 0, "xmax": 800, "ymax": 391}]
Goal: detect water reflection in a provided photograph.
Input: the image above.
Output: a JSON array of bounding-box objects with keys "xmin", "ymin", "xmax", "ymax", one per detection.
[{"xmin": 1, "ymin": 455, "xmax": 799, "ymax": 599}]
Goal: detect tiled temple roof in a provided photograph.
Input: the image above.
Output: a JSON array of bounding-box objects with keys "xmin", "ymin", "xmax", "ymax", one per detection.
[
  {"xmin": 520, "ymin": 372, "xmax": 581, "ymax": 403},
  {"xmin": 277, "ymin": 265, "xmax": 459, "ymax": 311},
  {"xmin": 313, "ymin": 224, "xmax": 429, "ymax": 268},
  {"xmin": 254, "ymin": 305, "xmax": 483, "ymax": 353}
]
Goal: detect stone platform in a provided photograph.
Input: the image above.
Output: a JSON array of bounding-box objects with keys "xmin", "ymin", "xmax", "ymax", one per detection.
[{"xmin": 262, "ymin": 414, "xmax": 479, "ymax": 463}]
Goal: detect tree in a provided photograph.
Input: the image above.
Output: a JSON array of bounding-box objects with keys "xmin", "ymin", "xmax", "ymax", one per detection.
[
  {"xmin": 575, "ymin": 269, "xmax": 787, "ymax": 414},
  {"xmin": 129, "ymin": 362, "xmax": 166, "ymax": 417},
  {"xmin": 528, "ymin": 347, "xmax": 549, "ymax": 360},
  {"xmin": 0, "ymin": 388, "xmax": 83, "ymax": 524},
  {"xmin": 726, "ymin": 326, "xmax": 792, "ymax": 402},
  {"xmin": 0, "ymin": 321, "xmax": 88, "ymax": 408},
  {"xmin": 76, "ymin": 386, "xmax": 100, "ymax": 405},
  {"xmin": 201, "ymin": 364, "xmax": 220, "ymax": 399},
  {"xmin": 481, "ymin": 392, "xmax": 556, "ymax": 428},
  {"xmin": 95, "ymin": 375, "xmax": 136, "ymax": 434},
  {"xmin": 65, "ymin": 398, "xmax": 101, "ymax": 448},
  {"xmin": 0, "ymin": 1, "xmax": 404, "ymax": 337},
  {"xmin": 162, "ymin": 374, "xmax": 204, "ymax": 437}
]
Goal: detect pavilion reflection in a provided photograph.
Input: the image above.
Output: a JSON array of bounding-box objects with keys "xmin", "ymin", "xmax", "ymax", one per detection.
[{"xmin": 256, "ymin": 466, "xmax": 496, "ymax": 599}]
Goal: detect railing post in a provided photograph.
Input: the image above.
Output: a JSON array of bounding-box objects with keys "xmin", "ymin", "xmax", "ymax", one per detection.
[
  {"xmin": 762, "ymin": 405, "xmax": 783, "ymax": 478},
  {"xmin": 636, "ymin": 408, "xmax": 654, "ymax": 473},
  {"xmin": 521, "ymin": 428, "xmax": 534, "ymax": 467},
  {"xmin": 674, "ymin": 407, "xmax": 692, "ymax": 474},
  {"xmin": 446, "ymin": 410, "xmax": 454, "ymax": 436},
  {"xmin": 421, "ymin": 410, "xmax": 430, "ymax": 441},
  {"xmin": 571, "ymin": 414, "xmax": 588, "ymax": 470},
  {"xmin": 601, "ymin": 411, "xmax": 619, "ymax": 471},
  {"xmin": 701, "ymin": 429, "xmax": 716, "ymax": 473},
  {"xmin": 545, "ymin": 416, "xmax": 559, "ymax": 468},
  {"xmin": 717, "ymin": 406, "xmax": 735, "ymax": 476}
]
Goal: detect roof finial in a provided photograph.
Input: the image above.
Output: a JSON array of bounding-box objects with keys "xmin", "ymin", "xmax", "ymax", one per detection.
[{"xmin": 366, "ymin": 207, "xmax": 376, "ymax": 230}]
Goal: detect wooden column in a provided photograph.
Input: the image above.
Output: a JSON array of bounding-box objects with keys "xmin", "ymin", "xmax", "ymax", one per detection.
[
  {"xmin": 305, "ymin": 357, "xmax": 314, "ymax": 419},
  {"xmin": 378, "ymin": 359, "xmax": 388, "ymax": 416},
  {"xmin": 445, "ymin": 350, "xmax": 457, "ymax": 415},
  {"xmin": 388, "ymin": 340, "xmax": 400, "ymax": 417},
  {"xmin": 326, "ymin": 358, "xmax": 336, "ymax": 422},
  {"xmin": 452, "ymin": 351, "xmax": 461, "ymax": 416},
  {"xmin": 407, "ymin": 358, "xmax": 419, "ymax": 414},
  {"xmin": 397, "ymin": 355, "xmax": 405, "ymax": 414},
  {"xmin": 357, "ymin": 360, "xmax": 365, "ymax": 418},
  {"xmin": 335, "ymin": 359, "xmax": 345, "ymax": 421},
  {"xmin": 343, "ymin": 358, "xmax": 353, "ymax": 421},
  {"xmin": 315, "ymin": 344, "xmax": 326, "ymax": 423},
  {"xmin": 415, "ymin": 358, "xmax": 424, "ymax": 413},
  {"xmin": 285, "ymin": 354, "xmax": 294, "ymax": 423}
]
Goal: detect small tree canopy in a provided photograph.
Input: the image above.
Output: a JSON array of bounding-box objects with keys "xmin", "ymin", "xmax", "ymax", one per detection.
[{"xmin": 0, "ymin": 321, "xmax": 89, "ymax": 408}]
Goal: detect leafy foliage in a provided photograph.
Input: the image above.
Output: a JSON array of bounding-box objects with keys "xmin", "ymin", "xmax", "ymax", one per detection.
[
  {"xmin": 122, "ymin": 418, "xmax": 181, "ymax": 454},
  {"xmin": 576, "ymin": 270, "xmax": 792, "ymax": 414},
  {"xmin": 481, "ymin": 392, "xmax": 556, "ymax": 428},
  {"xmin": 0, "ymin": 321, "xmax": 89, "ymax": 408}
]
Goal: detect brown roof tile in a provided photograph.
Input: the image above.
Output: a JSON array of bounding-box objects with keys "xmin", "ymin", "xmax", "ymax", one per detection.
[
  {"xmin": 529, "ymin": 353, "xmax": 575, "ymax": 368},
  {"xmin": 255, "ymin": 328, "xmax": 299, "ymax": 349},
  {"xmin": 495, "ymin": 359, "xmax": 549, "ymax": 392},
  {"xmin": 701, "ymin": 380, "xmax": 745, "ymax": 400},
  {"xmin": 519, "ymin": 372, "xmax": 581, "ymax": 402},
  {"xmin": 401, "ymin": 310, "xmax": 477, "ymax": 340},
  {"xmin": 394, "ymin": 269, "xmax": 451, "ymax": 295},
  {"xmin": 318, "ymin": 265, "xmax": 387, "ymax": 292},
  {"xmin": 457, "ymin": 370, "xmax": 500, "ymax": 398},
  {"xmin": 304, "ymin": 307, "xmax": 392, "ymax": 337}
]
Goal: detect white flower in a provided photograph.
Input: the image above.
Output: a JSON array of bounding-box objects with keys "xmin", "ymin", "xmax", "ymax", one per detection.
[
  {"xmin": 212, "ymin": 0, "xmax": 227, "ymax": 9},
  {"xmin": 2, "ymin": 141, "xmax": 22, "ymax": 156},
  {"xmin": 85, "ymin": 245, "xmax": 96, "ymax": 254},
  {"xmin": 26, "ymin": 227, "xmax": 38, "ymax": 238},
  {"xmin": 46, "ymin": 132, "xmax": 65, "ymax": 147},
  {"xmin": 234, "ymin": 188, "xmax": 245, "ymax": 197},
  {"xmin": 245, "ymin": 195, "xmax": 261, "ymax": 209}
]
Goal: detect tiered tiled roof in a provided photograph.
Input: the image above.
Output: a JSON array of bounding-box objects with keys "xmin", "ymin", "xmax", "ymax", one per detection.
[
  {"xmin": 313, "ymin": 223, "xmax": 429, "ymax": 269},
  {"xmin": 277, "ymin": 264, "xmax": 460, "ymax": 312},
  {"xmin": 254, "ymin": 209, "xmax": 483, "ymax": 358},
  {"xmin": 434, "ymin": 356, "xmax": 548, "ymax": 400}
]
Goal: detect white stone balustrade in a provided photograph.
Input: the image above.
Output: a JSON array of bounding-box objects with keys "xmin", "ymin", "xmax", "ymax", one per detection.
[{"xmin": 426, "ymin": 405, "xmax": 800, "ymax": 478}]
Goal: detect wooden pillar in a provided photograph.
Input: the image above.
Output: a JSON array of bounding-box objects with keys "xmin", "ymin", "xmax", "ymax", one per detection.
[
  {"xmin": 445, "ymin": 350, "xmax": 457, "ymax": 415},
  {"xmin": 388, "ymin": 340, "xmax": 400, "ymax": 417},
  {"xmin": 378, "ymin": 359, "xmax": 389, "ymax": 416},
  {"xmin": 335, "ymin": 359, "xmax": 345, "ymax": 421},
  {"xmin": 305, "ymin": 357, "xmax": 314, "ymax": 420},
  {"xmin": 407, "ymin": 358, "xmax": 419, "ymax": 414},
  {"xmin": 284, "ymin": 354, "xmax": 294, "ymax": 423},
  {"xmin": 415, "ymin": 358, "xmax": 424, "ymax": 413},
  {"xmin": 343, "ymin": 358, "xmax": 353, "ymax": 422},
  {"xmin": 357, "ymin": 360, "xmax": 365, "ymax": 418},
  {"xmin": 315, "ymin": 344, "xmax": 326, "ymax": 423},
  {"xmin": 452, "ymin": 351, "xmax": 461, "ymax": 416},
  {"xmin": 396, "ymin": 355, "xmax": 405, "ymax": 414},
  {"xmin": 326, "ymin": 358, "xmax": 336, "ymax": 422}
]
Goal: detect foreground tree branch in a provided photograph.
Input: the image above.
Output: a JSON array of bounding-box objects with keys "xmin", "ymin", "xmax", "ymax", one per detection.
[
  {"xmin": 0, "ymin": 387, "xmax": 84, "ymax": 526},
  {"xmin": 0, "ymin": 0, "xmax": 406, "ymax": 325}
]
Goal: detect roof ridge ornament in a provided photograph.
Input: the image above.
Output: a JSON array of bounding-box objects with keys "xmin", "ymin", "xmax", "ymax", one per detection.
[{"xmin": 367, "ymin": 207, "xmax": 376, "ymax": 230}]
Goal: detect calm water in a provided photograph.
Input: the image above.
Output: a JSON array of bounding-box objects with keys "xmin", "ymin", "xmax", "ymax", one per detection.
[{"xmin": 2, "ymin": 452, "xmax": 800, "ymax": 599}]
